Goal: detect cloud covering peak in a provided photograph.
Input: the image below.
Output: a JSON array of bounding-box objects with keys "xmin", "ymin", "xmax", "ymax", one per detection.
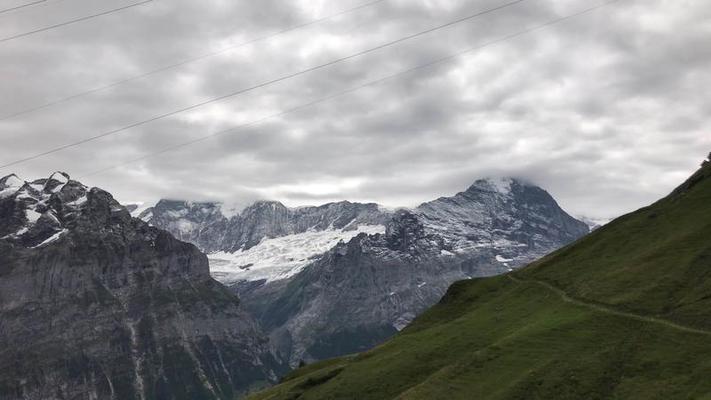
[{"xmin": 1, "ymin": 0, "xmax": 709, "ymax": 218}]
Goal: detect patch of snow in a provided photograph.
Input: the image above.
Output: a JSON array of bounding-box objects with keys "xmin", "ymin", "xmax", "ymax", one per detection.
[
  {"xmin": 0, "ymin": 187, "xmax": 20, "ymax": 199},
  {"xmin": 25, "ymin": 209, "xmax": 41, "ymax": 224},
  {"xmin": 45, "ymin": 211, "xmax": 60, "ymax": 224},
  {"xmin": 2, "ymin": 227, "xmax": 28, "ymax": 239},
  {"xmin": 209, "ymin": 225, "xmax": 386, "ymax": 284},
  {"xmin": 1, "ymin": 175, "xmax": 25, "ymax": 198},
  {"xmin": 377, "ymin": 204, "xmax": 399, "ymax": 213},
  {"xmin": 488, "ymin": 177, "xmax": 513, "ymax": 195},
  {"xmin": 31, "ymin": 229, "xmax": 68, "ymax": 248},
  {"xmin": 48, "ymin": 172, "xmax": 69, "ymax": 184},
  {"xmin": 577, "ymin": 215, "xmax": 612, "ymax": 231},
  {"xmin": 496, "ymin": 255, "xmax": 514, "ymax": 263},
  {"xmin": 138, "ymin": 211, "xmax": 153, "ymax": 222},
  {"xmin": 218, "ymin": 202, "xmax": 244, "ymax": 219},
  {"xmin": 417, "ymin": 282, "xmax": 427, "ymax": 288},
  {"xmin": 165, "ymin": 209, "xmax": 187, "ymax": 219},
  {"xmin": 68, "ymin": 196, "xmax": 88, "ymax": 207},
  {"xmin": 176, "ymin": 219, "xmax": 197, "ymax": 234},
  {"xmin": 392, "ymin": 313, "xmax": 415, "ymax": 331},
  {"xmin": 123, "ymin": 202, "xmax": 151, "ymax": 218},
  {"xmin": 440, "ymin": 249, "xmax": 455, "ymax": 256},
  {"xmin": 42, "ymin": 172, "xmax": 69, "ymax": 193},
  {"xmin": 3, "ymin": 174, "xmax": 24, "ymax": 187}
]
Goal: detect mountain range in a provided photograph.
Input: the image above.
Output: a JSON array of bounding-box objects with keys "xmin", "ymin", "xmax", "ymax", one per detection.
[
  {"xmin": 141, "ymin": 177, "xmax": 589, "ymax": 365},
  {"xmin": 0, "ymin": 171, "xmax": 595, "ymax": 399},
  {"xmin": 248, "ymin": 155, "xmax": 711, "ymax": 399}
]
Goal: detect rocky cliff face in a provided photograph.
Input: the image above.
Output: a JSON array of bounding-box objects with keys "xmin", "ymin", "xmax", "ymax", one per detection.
[{"xmin": 0, "ymin": 173, "xmax": 285, "ymax": 400}]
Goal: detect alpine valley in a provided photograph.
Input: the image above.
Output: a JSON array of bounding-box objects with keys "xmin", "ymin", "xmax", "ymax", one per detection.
[{"xmin": 139, "ymin": 177, "xmax": 589, "ymax": 366}]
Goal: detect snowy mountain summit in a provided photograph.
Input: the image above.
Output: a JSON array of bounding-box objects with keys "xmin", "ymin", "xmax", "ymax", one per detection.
[
  {"xmin": 140, "ymin": 199, "xmax": 390, "ymax": 283},
  {"xmin": 0, "ymin": 172, "xmax": 88, "ymax": 248},
  {"xmin": 415, "ymin": 177, "xmax": 588, "ymax": 261}
]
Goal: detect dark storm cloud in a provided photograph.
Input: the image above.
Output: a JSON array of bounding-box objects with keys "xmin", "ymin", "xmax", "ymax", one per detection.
[{"xmin": 1, "ymin": 0, "xmax": 709, "ymax": 218}]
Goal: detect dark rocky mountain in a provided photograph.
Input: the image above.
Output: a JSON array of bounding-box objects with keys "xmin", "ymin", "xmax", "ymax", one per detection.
[
  {"xmin": 146, "ymin": 177, "xmax": 588, "ymax": 366},
  {"xmin": 0, "ymin": 173, "xmax": 285, "ymax": 400}
]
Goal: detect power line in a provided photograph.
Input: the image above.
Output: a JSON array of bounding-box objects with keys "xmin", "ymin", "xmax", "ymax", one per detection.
[
  {"xmin": 0, "ymin": 0, "xmax": 388, "ymax": 122},
  {"xmin": 0, "ymin": 0, "xmax": 526, "ymax": 170},
  {"xmin": 79, "ymin": 0, "xmax": 622, "ymax": 179},
  {"xmin": 0, "ymin": 0, "xmax": 153, "ymax": 43},
  {"xmin": 0, "ymin": 0, "xmax": 47, "ymax": 15}
]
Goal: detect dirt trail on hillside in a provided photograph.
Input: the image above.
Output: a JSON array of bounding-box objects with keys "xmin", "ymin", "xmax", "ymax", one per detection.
[{"xmin": 507, "ymin": 274, "xmax": 711, "ymax": 336}]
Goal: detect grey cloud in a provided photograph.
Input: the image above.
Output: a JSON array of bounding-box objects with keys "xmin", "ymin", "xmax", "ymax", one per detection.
[{"xmin": 1, "ymin": 0, "xmax": 710, "ymax": 220}]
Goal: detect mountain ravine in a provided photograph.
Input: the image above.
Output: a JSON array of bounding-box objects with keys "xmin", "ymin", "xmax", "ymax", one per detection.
[
  {"xmin": 143, "ymin": 177, "xmax": 589, "ymax": 366},
  {"xmin": 0, "ymin": 173, "xmax": 286, "ymax": 400}
]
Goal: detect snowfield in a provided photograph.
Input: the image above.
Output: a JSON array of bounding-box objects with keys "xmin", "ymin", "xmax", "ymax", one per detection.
[{"xmin": 209, "ymin": 224, "xmax": 386, "ymax": 284}]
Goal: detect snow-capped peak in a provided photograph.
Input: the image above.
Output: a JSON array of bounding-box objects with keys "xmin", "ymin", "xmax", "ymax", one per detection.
[
  {"xmin": 469, "ymin": 177, "xmax": 516, "ymax": 195},
  {"xmin": 1, "ymin": 172, "xmax": 91, "ymax": 247},
  {"xmin": 48, "ymin": 172, "xmax": 69, "ymax": 184},
  {"xmin": 489, "ymin": 177, "xmax": 514, "ymax": 194},
  {"xmin": 0, "ymin": 174, "xmax": 25, "ymax": 198},
  {"xmin": 1, "ymin": 173, "xmax": 24, "ymax": 188},
  {"xmin": 44, "ymin": 172, "xmax": 70, "ymax": 193}
]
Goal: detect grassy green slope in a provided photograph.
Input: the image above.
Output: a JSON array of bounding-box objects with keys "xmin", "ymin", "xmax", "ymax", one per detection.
[
  {"xmin": 248, "ymin": 159, "xmax": 711, "ymax": 400},
  {"xmin": 519, "ymin": 161, "xmax": 711, "ymax": 329}
]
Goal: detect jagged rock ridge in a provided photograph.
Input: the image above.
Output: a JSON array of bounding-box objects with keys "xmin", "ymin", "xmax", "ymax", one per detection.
[
  {"xmin": 140, "ymin": 199, "xmax": 389, "ymax": 253},
  {"xmin": 140, "ymin": 199, "xmax": 391, "ymax": 283}
]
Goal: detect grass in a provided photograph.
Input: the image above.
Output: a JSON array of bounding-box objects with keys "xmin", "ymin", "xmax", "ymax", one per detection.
[
  {"xmin": 519, "ymin": 161, "xmax": 711, "ymax": 329},
  {"xmin": 247, "ymin": 160, "xmax": 711, "ymax": 400}
]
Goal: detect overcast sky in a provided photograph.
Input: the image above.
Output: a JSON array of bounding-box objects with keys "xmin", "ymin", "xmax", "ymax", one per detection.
[{"xmin": 1, "ymin": 0, "xmax": 709, "ymax": 218}]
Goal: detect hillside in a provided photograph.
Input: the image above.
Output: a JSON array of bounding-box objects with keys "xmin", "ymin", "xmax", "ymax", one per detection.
[{"xmin": 247, "ymin": 156, "xmax": 711, "ymax": 400}]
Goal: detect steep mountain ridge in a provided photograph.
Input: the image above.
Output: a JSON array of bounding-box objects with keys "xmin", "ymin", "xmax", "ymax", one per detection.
[
  {"xmin": 0, "ymin": 173, "xmax": 285, "ymax": 400},
  {"xmin": 140, "ymin": 199, "xmax": 389, "ymax": 253},
  {"xmin": 248, "ymin": 156, "xmax": 711, "ymax": 400},
  {"xmin": 415, "ymin": 177, "xmax": 587, "ymax": 260}
]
